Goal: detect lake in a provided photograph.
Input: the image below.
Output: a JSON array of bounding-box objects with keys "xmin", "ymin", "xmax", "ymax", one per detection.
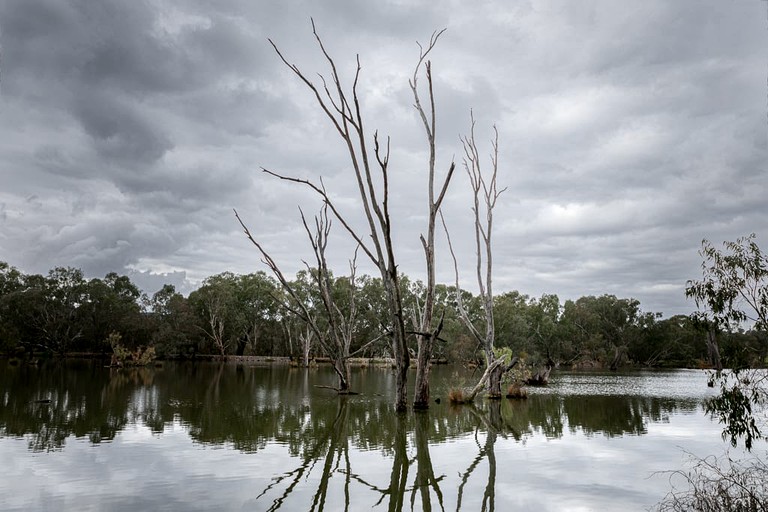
[{"xmin": 0, "ymin": 360, "xmax": 735, "ymax": 511}]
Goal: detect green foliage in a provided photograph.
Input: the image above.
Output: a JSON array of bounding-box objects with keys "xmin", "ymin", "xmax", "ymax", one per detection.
[
  {"xmin": 706, "ymin": 372, "xmax": 761, "ymax": 451},
  {"xmin": 108, "ymin": 332, "xmax": 157, "ymax": 366},
  {"xmin": 687, "ymin": 234, "xmax": 768, "ymax": 332},
  {"xmin": 150, "ymin": 285, "xmax": 200, "ymax": 359},
  {"xmin": 687, "ymin": 235, "xmax": 768, "ymax": 451},
  {"xmin": 188, "ymin": 271, "xmax": 284, "ymax": 357},
  {"xmin": 0, "ymin": 257, "xmax": 750, "ymax": 374}
]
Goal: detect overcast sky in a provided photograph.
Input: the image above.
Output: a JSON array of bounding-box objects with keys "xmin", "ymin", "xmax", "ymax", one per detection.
[{"xmin": 0, "ymin": 0, "xmax": 766, "ymax": 317}]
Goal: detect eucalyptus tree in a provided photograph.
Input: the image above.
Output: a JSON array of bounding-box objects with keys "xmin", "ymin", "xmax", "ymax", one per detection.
[
  {"xmin": 187, "ymin": 271, "xmax": 282, "ymax": 357},
  {"xmin": 686, "ymin": 235, "xmax": 768, "ymax": 373},
  {"xmin": 235, "ymin": 271, "xmax": 283, "ymax": 356},
  {"xmin": 493, "ymin": 290, "xmax": 531, "ymax": 353},
  {"xmin": 150, "ymin": 284, "xmax": 200, "ymax": 358},
  {"xmin": 526, "ymin": 293, "xmax": 562, "ymax": 363},
  {"xmin": 0, "ymin": 262, "xmax": 25, "ymax": 351},
  {"xmin": 80, "ymin": 272, "xmax": 143, "ymax": 349},
  {"xmin": 3, "ymin": 267, "xmax": 88, "ymax": 355},
  {"xmin": 627, "ymin": 313, "xmax": 699, "ymax": 368},
  {"xmin": 687, "ymin": 234, "xmax": 768, "ymax": 450},
  {"xmin": 657, "ymin": 236, "xmax": 768, "ymax": 511},
  {"xmin": 353, "ymin": 274, "xmax": 392, "ymax": 358},
  {"xmin": 240, "ymin": 22, "xmax": 454, "ymax": 410},
  {"xmin": 189, "ymin": 273, "xmax": 239, "ymax": 357},
  {"xmin": 590, "ymin": 294, "xmax": 641, "ymax": 370},
  {"xmin": 556, "ymin": 294, "xmax": 642, "ymax": 369}
]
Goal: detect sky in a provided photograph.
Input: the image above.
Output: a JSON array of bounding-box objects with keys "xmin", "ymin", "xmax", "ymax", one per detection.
[{"xmin": 0, "ymin": 0, "xmax": 766, "ymax": 317}]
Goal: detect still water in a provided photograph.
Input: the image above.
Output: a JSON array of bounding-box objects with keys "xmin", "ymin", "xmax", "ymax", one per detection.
[{"xmin": 0, "ymin": 361, "xmax": 731, "ymax": 511}]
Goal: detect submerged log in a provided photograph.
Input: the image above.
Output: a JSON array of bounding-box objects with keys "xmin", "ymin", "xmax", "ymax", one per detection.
[
  {"xmin": 315, "ymin": 385, "xmax": 359, "ymax": 395},
  {"xmin": 525, "ymin": 365, "xmax": 552, "ymax": 386}
]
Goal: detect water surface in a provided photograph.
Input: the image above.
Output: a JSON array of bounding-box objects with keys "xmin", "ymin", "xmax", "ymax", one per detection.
[{"xmin": 0, "ymin": 361, "xmax": 731, "ymax": 511}]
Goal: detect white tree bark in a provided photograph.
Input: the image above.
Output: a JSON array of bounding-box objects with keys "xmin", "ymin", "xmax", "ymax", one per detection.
[
  {"xmin": 445, "ymin": 113, "xmax": 509, "ymax": 398},
  {"xmin": 240, "ymin": 21, "xmax": 450, "ymax": 410}
]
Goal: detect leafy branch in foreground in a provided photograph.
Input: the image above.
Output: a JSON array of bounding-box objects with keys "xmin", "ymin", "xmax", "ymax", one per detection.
[
  {"xmin": 686, "ymin": 234, "xmax": 768, "ymax": 450},
  {"xmin": 656, "ymin": 234, "xmax": 768, "ymax": 511}
]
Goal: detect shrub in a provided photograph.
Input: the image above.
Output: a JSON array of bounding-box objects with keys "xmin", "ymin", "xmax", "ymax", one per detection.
[
  {"xmin": 448, "ymin": 388, "xmax": 466, "ymax": 404},
  {"xmin": 108, "ymin": 332, "xmax": 156, "ymax": 367}
]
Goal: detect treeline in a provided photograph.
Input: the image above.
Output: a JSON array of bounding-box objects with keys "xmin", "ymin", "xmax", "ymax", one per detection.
[{"xmin": 1, "ymin": 261, "xmax": 764, "ymax": 368}]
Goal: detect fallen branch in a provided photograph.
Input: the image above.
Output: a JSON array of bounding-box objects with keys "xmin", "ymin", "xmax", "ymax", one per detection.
[{"xmin": 315, "ymin": 385, "xmax": 359, "ymax": 395}]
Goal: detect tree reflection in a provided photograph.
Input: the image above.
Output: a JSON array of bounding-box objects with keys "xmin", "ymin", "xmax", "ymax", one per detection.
[
  {"xmin": 310, "ymin": 397, "xmax": 351, "ymax": 511},
  {"xmin": 1, "ymin": 363, "xmax": 701, "ymax": 453},
  {"xmin": 354, "ymin": 411, "xmax": 445, "ymax": 512},
  {"xmin": 455, "ymin": 401, "xmax": 508, "ymax": 512},
  {"xmin": 0, "ymin": 361, "xmax": 143, "ymax": 451},
  {"xmin": 254, "ymin": 397, "xmax": 352, "ymax": 511},
  {"xmin": 562, "ymin": 395, "xmax": 688, "ymax": 437},
  {"xmin": 411, "ymin": 411, "xmax": 445, "ymax": 511},
  {"xmin": 0, "ymin": 362, "xmax": 710, "ymax": 509},
  {"xmin": 384, "ymin": 413, "xmax": 410, "ymax": 511}
]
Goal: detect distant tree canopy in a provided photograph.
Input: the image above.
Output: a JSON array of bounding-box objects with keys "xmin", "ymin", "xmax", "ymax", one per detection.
[{"xmin": 2, "ymin": 260, "xmax": 765, "ymax": 370}]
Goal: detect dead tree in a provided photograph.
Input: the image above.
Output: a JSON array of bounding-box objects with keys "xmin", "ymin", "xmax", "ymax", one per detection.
[
  {"xmin": 299, "ymin": 207, "xmax": 360, "ymax": 392},
  {"xmin": 258, "ymin": 21, "xmax": 450, "ymax": 411},
  {"xmin": 299, "ymin": 324, "xmax": 314, "ymax": 368},
  {"xmin": 445, "ymin": 113, "xmax": 515, "ymax": 399},
  {"xmin": 410, "ymin": 31, "xmax": 456, "ymax": 410},
  {"xmin": 236, "ymin": 206, "xmax": 358, "ymax": 394}
]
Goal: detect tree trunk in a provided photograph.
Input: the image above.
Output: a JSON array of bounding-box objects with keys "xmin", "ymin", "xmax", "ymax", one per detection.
[
  {"xmin": 463, "ymin": 357, "xmax": 515, "ymax": 402},
  {"xmin": 385, "ymin": 271, "xmax": 410, "ymax": 412},
  {"xmin": 333, "ymin": 358, "xmax": 351, "ymax": 394},
  {"xmin": 393, "ymin": 336, "xmax": 409, "ymax": 411},
  {"xmin": 609, "ymin": 345, "xmax": 625, "ymax": 371},
  {"xmin": 446, "ymin": 117, "xmax": 508, "ymax": 404},
  {"xmin": 707, "ymin": 327, "xmax": 723, "ymax": 372},
  {"xmin": 411, "ymin": 37, "xmax": 455, "ymax": 411},
  {"xmin": 251, "ymin": 26, "xmax": 450, "ymax": 412},
  {"xmin": 486, "ymin": 362, "xmax": 504, "ymax": 399},
  {"xmin": 302, "ymin": 336, "xmax": 311, "ymax": 367},
  {"xmin": 298, "ymin": 325, "xmax": 312, "ymax": 367},
  {"xmin": 413, "ymin": 334, "xmax": 434, "ymax": 409}
]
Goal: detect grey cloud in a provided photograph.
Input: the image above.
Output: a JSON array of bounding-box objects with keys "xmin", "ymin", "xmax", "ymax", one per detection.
[
  {"xmin": 0, "ymin": 0, "xmax": 765, "ymax": 317},
  {"xmin": 72, "ymin": 91, "xmax": 173, "ymax": 164}
]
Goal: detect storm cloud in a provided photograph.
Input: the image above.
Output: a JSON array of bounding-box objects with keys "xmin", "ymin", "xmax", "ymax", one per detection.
[{"xmin": 0, "ymin": 0, "xmax": 765, "ymax": 314}]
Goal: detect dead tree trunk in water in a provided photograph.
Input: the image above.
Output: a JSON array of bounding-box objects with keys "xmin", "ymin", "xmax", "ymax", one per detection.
[
  {"xmin": 236, "ymin": 205, "xmax": 358, "ymax": 393},
  {"xmin": 445, "ymin": 114, "xmax": 509, "ymax": 399},
  {"xmin": 300, "ymin": 325, "xmax": 313, "ymax": 367},
  {"xmin": 411, "ymin": 31, "xmax": 456, "ymax": 410},
  {"xmin": 461, "ymin": 356, "xmax": 519, "ymax": 402},
  {"xmin": 254, "ymin": 21, "xmax": 452, "ymax": 411}
]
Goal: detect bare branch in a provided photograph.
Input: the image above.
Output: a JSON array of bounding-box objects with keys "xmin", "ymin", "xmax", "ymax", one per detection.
[
  {"xmin": 440, "ymin": 210, "xmax": 484, "ymax": 344},
  {"xmin": 261, "ymin": 168, "xmax": 378, "ymax": 264}
]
